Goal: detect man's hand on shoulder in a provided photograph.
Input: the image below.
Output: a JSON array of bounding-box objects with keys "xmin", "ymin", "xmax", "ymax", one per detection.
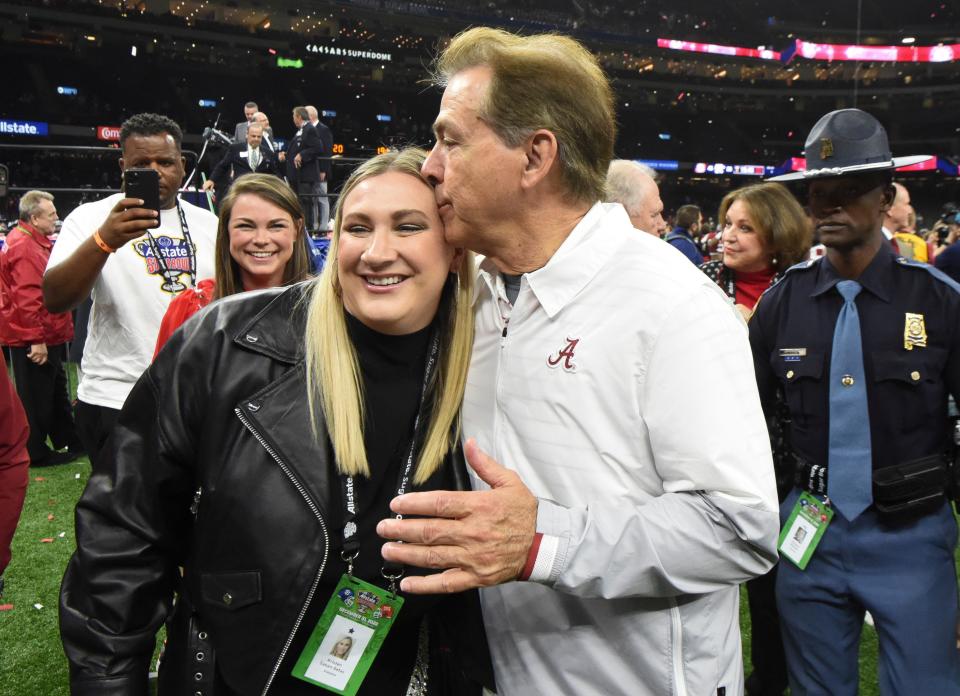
[
  {"xmin": 377, "ymin": 438, "xmax": 538, "ymax": 594},
  {"xmin": 98, "ymin": 198, "xmax": 160, "ymax": 250}
]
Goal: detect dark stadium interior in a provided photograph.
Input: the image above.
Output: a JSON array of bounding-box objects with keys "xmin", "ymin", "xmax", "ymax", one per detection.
[{"xmin": 1, "ymin": 0, "xmax": 959, "ymax": 225}]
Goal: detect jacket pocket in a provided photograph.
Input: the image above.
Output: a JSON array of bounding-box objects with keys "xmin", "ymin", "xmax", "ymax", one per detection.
[
  {"xmin": 872, "ymin": 349, "xmax": 943, "ymax": 385},
  {"xmin": 871, "ymin": 348, "xmax": 946, "ymax": 430},
  {"xmin": 200, "ymin": 570, "xmax": 262, "ymax": 611},
  {"xmin": 772, "ymin": 351, "xmax": 824, "ymax": 426}
]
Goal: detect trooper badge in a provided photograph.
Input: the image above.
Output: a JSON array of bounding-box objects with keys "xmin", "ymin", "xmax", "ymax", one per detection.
[
  {"xmin": 903, "ymin": 313, "xmax": 927, "ymax": 350},
  {"xmin": 820, "ymin": 137, "xmax": 834, "ymax": 160}
]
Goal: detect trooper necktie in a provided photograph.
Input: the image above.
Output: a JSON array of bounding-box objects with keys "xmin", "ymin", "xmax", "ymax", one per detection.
[{"xmin": 827, "ymin": 280, "xmax": 873, "ymax": 520}]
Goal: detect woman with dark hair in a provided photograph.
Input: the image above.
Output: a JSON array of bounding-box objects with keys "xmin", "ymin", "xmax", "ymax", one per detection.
[
  {"xmin": 153, "ymin": 173, "xmax": 312, "ymax": 354},
  {"xmin": 700, "ymin": 182, "xmax": 811, "ymax": 696},
  {"xmin": 60, "ymin": 148, "xmax": 491, "ymax": 695},
  {"xmin": 701, "ymin": 182, "xmax": 812, "ymax": 321}
]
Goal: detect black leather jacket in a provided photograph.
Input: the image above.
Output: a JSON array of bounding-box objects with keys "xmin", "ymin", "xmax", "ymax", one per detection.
[{"xmin": 59, "ymin": 284, "xmax": 483, "ymax": 696}]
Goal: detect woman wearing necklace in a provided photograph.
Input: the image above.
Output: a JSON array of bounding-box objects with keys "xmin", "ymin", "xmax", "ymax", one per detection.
[
  {"xmin": 60, "ymin": 148, "xmax": 492, "ymax": 695},
  {"xmin": 699, "ymin": 182, "xmax": 811, "ymax": 696},
  {"xmin": 700, "ymin": 182, "xmax": 811, "ymax": 321}
]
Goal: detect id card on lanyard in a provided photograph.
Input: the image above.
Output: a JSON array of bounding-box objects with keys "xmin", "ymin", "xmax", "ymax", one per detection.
[
  {"xmin": 291, "ymin": 331, "xmax": 440, "ymax": 695},
  {"xmin": 290, "ymin": 574, "xmax": 404, "ymax": 695}
]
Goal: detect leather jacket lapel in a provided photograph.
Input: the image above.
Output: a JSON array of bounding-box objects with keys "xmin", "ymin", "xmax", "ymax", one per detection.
[
  {"xmin": 235, "ymin": 363, "xmax": 335, "ymax": 525},
  {"xmin": 232, "ymin": 282, "xmax": 309, "ymax": 363}
]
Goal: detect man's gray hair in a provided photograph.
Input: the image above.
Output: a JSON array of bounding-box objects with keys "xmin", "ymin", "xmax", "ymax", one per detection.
[
  {"xmin": 19, "ymin": 190, "xmax": 54, "ymax": 222},
  {"xmin": 605, "ymin": 160, "xmax": 656, "ymax": 214}
]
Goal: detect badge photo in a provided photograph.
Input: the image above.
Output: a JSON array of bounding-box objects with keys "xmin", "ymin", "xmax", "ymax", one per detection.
[{"xmin": 303, "ymin": 616, "xmax": 375, "ymax": 691}]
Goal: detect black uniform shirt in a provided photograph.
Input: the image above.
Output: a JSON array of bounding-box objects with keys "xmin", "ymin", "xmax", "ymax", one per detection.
[{"xmin": 749, "ymin": 242, "xmax": 960, "ymax": 472}]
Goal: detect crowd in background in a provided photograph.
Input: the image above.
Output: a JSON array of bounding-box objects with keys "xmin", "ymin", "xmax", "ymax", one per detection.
[{"xmin": 1, "ymin": 12, "xmax": 960, "ymax": 696}]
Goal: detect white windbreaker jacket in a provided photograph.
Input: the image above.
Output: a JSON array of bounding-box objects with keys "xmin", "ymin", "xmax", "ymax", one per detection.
[{"xmin": 463, "ymin": 203, "xmax": 779, "ymax": 696}]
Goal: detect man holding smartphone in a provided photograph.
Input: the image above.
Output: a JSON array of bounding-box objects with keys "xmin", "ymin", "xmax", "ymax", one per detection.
[{"xmin": 43, "ymin": 113, "xmax": 218, "ymax": 468}]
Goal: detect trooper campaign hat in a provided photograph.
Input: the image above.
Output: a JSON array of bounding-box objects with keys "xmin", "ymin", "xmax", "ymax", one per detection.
[{"xmin": 770, "ymin": 108, "xmax": 930, "ymax": 182}]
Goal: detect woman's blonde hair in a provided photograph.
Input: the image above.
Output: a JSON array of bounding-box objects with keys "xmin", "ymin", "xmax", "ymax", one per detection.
[
  {"xmin": 431, "ymin": 27, "xmax": 615, "ymax": 204},
  {"xmin": 304, "ymin": 148, "xmax": 474, "ymax": 484},
  {"xmin": 718, "ymin": 182, "xmax": 813, "ymax": 268},
  {"xmin": 212, "ymin": 174, "xmax": 312, "ymax": 300}
]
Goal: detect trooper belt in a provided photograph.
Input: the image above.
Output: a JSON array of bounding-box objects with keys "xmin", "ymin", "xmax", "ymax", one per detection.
[{"xmin": 794, "ymin": 451, "xmax": 950, "ymax": 517}]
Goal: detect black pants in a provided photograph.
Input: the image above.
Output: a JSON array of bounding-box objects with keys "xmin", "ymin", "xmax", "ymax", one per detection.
[
  {"xmin": 74, "ymin": 400, "xmax": 120, "ymax": 471},
  {"xmin": 745, "ymin": 564, "xmax": 788, "ymax": 696},
  {"xmin": 9, "ymin": 344, "xmax": 81, "ymax": 465},
  {"xmin": 297, "ymin": 181, "xmax": 321, "ymax": 232}
]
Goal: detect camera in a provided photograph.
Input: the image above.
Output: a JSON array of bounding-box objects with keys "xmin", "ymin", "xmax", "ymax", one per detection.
[
  {"xmin": 936, "ymin": 204, "xmax": 960, "ymax": 244},
  {"xmin": 201, "ymin": 126, "xmax": 234, "ymax": 147},
  {"xmin": 939, "ymin": 203, "xmax": 960, "ymax": 225}
]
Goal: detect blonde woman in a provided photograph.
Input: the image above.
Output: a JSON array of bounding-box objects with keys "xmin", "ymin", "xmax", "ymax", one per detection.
[
  {"xmin": 60, "ymin": 149, "xmax": 492, "ymax": 695},
  {"xmin": 330, "ymin": 636, "xmax": 353, "ymax": 660}
]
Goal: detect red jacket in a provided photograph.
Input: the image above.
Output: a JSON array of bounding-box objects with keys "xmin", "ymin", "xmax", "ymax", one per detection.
[
  {"xmin": 153, "ymin": 278, "xmax": 216, "ymax": 358},
  {"xmin": 0, "ymin": 222, "xmax": 73, "ymax": 346},
  {"xmin": 0, "ymin": 349, "xmax": 29, "ymax": 573}
]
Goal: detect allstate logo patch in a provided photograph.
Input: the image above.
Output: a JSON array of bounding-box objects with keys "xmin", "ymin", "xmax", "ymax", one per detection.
[{"xmin": 133, "ymin": 235, "xmax": 195, "ymax": 293}]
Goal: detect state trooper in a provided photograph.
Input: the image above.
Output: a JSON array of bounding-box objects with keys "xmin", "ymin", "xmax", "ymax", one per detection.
[{"xmin": 751, "ymin": 108, "xmax": 960, "ymax": 695}]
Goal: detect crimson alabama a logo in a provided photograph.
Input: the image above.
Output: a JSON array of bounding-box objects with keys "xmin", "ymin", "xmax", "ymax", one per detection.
[{"xmin": 547, "ymin": 337, "xmax": 579, "ymax": 372}]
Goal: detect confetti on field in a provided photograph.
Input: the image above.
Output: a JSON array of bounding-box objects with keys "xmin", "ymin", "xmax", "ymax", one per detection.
[
  {"xmin": 75, "ymin": 473, "xmax": 81, "ymax": 480},
  {"xmin": 47, "ymin": 514, "xmax": 54, "ymax": 521},
  {"xmin": 0, "ymin": 604, "xmax": 13, "ymax": 612},
  {"xmin": 33, "ymin": 603, "xmax": 43, "ymax": 610},
  {"xmin": 40, "ymin": 538, "xmax": 54, "ymax": 543},
  {"xmin": 58, "ymin": 532, "xmax": 66, "ymax": 538},
  {"xmin": 34, "ymin": 477, "xmax": 45, "ymax": 482}
]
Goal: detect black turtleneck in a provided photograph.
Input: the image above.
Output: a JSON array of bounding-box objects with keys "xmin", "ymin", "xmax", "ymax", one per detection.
[
  {"xmin": 347, "ymin": 311, "xmax": 433, "ymax": 481},
  {"xmin": 271, "ymin": 312, "xmax": 454, "ymax": 696}
]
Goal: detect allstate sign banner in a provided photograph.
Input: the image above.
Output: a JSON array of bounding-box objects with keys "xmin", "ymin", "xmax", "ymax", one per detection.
[{"xmin": 0, "ymin": 120, "xmax": 49, "ymax": 136}]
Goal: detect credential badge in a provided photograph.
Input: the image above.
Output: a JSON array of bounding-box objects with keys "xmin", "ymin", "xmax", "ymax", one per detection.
[{"xmin": 903, "ymin": 312, "xmax": 927, "ymax": 351}]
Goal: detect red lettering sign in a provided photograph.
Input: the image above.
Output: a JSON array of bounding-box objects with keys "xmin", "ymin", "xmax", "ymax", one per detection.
[{"xmin": 97, "ymin": 126, "xmax": 121, "ymax": 141}]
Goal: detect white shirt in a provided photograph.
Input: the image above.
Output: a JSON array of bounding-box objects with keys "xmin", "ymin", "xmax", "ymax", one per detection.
[
  {"xmin": 47, "ymin": 193, "xmax": 217, "ymax": 409},
  {"xmin": 464, "ymin": 202, "xmax": 778, "ymax": 695}
]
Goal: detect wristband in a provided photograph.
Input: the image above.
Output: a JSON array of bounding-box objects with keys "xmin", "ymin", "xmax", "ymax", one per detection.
[
  {"xmin": 518, "ymin": 532, "xmax": 544, "ymax": 581},
  {"xmin": 93, "ymin": 229, "xmax": 117, "ymax": 254}
]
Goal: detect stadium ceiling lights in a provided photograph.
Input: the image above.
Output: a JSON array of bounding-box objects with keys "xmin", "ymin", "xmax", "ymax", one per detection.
[{"xmin": 658, "ymin": 38, "xmax": 960, "ymax": 63}]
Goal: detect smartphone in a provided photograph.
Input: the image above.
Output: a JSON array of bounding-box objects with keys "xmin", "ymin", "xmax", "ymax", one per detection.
[{"xmin": 123, "ymin": 168, "xmax": 160, "ymax": 228}]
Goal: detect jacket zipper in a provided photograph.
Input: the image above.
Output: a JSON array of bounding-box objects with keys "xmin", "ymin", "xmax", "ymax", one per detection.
[
  {"xmin": 234, "ymin": 407, "xmax": 330, "ymax": 696},
  {"xmin": 669, "ymin": 598, "xmax": 688, "ymax": 696}
]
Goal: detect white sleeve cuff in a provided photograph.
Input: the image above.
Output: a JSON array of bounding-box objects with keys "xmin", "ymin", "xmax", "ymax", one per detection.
[{"xmin": 524, "ymin": 498, "xmax": 574, "ymax": 584}]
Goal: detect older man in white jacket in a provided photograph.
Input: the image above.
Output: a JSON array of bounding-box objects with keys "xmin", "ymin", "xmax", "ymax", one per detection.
[{"xmin": 377, "ymin": 27, "xmax": 778, "ymax": 696}]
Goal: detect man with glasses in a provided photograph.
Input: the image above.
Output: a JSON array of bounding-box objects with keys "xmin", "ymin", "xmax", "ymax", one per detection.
[{"xmin": 752, "ymin": 109, "xmax": 960, "ymax": 695}]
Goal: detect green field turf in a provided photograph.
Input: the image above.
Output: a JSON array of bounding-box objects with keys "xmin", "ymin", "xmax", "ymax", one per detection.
[{"xmin": 0, "ymin": 454, "xmax": 899, "ymax": 696}]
